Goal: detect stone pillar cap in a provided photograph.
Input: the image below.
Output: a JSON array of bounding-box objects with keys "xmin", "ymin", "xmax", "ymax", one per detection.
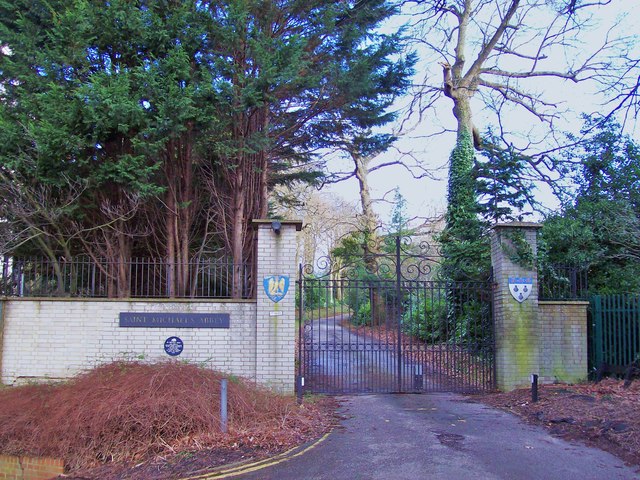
[{"xmin": 251, "ymin": 219, "xmax": 303, "ymax": 231}]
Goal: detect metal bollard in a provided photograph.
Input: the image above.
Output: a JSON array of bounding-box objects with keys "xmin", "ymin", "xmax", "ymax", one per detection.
[
  {"xmin": 220, "ymin": 378, "xmax": 228, "ymax": 433},
  {"xmin": 531, "ymin": 374, "xmax": 538, "ymax": 403},
  {"xmin": 296, "ymin": 375, "xmax": 304, "ymax": 404}
]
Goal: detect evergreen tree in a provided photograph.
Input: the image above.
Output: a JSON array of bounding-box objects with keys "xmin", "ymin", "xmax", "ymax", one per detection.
[
  {"xmin": 0, "ymin": 0, "xmax": 414, "ymax": 297},
  {"xmin": 389, "ymin": 188, "xmax": 410, "ymax": 236},
  {"xmin": 438, "ymin": 131, "xmax": 538, "ymax": 281},
  {"xmin": 540, "ymin": 118, "xmax": 640, "ymax": 294},
  {"xmin": 474, "ymin": 136, "xmax": 535, "ymax": 223}
]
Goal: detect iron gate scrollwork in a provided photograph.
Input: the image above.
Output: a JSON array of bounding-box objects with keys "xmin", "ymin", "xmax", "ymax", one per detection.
[{"xmin": 296, "ymin": 236, "xmax": 495, "ymax": 395}]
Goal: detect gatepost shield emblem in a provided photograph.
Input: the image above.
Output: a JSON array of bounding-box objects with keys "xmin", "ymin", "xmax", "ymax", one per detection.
[
  {"xmin": 508, "ymin": 277, "xmax": 533, "ymax": 303},
  {"xmin": 263, "ymin": 275, "xmax": 289, "ymax": 303}
]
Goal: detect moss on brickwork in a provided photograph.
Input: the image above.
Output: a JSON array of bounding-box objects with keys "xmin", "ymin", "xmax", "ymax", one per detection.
[
  {"xmin": 0, "ymin": 455, "xmax": 64, "ymax": 480},
  {"xmin": 538, "ymin": 303, "xmax": 588, "ymax": 384},
  {"xmin": 551, "ymin": 345, "xmax": 569, "ymax": 381},
  {"xmin": 492, "ymin": 224, "xmax": 588, "ymax": 390},
  {"xmin": 512, "ymin": 302, "xmax": 537, "ymax": 381}
]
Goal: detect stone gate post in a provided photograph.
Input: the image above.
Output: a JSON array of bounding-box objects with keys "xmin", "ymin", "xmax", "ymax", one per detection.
[
  {"xmin": 490, "ymin": 222, "xmax": 542, "ymax": 391},
  {"xmin": 253, "ymin": 219, "xmax": 302, "ymax": 394}
]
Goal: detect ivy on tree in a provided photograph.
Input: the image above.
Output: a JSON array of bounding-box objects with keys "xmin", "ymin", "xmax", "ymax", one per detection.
[{"xmin": 439, "ymin": 130, "xmax": 490, "ymax": 281}]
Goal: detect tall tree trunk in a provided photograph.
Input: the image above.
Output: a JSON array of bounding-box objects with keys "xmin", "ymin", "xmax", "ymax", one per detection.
[
  {"xmin": 448, "ymin": 94, "xmax": 477, "ymax": 224},
  {"xmin": 230, "ymin": 166, "xmax": 246, "ymax": 298},
  {"xmin": 353, "ymin": 153, "xmax": 378, "ymax": 245},
  {"xmin": 165, "ymin": 186, "xmax": 177, "ymax": 297},
  {"xmin": 163, "ymin": 130, "xmax": 196, "ymax": 298},
  {"xmin": 352, "ymin": 151, "xmax": 385, "ymax": 326},
  {"xmin": 117, "ymin": 228, "xmax": 131, "ymax": 297},
  {"xmin": 225, "ymin": 106, "xmax": 270, "ymax": 299}
]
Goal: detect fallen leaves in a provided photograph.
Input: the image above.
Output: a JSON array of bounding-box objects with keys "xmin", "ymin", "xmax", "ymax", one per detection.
[
  {"xmin": 474, "ymin": 379, "xmax": 640, "ymax": 467},
  {"xmin": 0, "ymin": 362, "xmax": 337, "ymax": 474}
]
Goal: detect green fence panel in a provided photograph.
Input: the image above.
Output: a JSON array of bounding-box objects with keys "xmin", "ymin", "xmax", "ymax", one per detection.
[
  {"xmin": 590, "ymin": 294, "xmax": 640, "ymax": 371},
  {"xmin": 592, "ymin": 295, "xmax": 602, "ymax": 368}
]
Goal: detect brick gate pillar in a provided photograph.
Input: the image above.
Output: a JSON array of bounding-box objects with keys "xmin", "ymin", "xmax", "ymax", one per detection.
[
  {"xmin": 253, "ymin": 219, "xmax": 302, "ymax": 394},
  {"xmin": 490, "ymin": 222, "xmax": 542, "ymax": 391}
]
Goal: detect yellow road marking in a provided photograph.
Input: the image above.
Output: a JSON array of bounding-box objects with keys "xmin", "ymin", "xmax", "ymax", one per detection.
[{"xmin": 181, "ymin": 431, "xmax": 332, "ymax": 480}]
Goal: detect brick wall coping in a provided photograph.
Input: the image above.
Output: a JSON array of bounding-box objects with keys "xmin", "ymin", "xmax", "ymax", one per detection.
[
  {"xmin": 251, "ymin": 219, "xmax": 303, "ymax": 231},
  {"xmin": 492, "ymin": 222, "xmax": 542, "ymax": 230},
  {"xmin": 0, "ymin": 297, "xmax": 257, "ymax": 304},
  {"xmin": 0, "ymin": 454, "xmax": 64, "ymax": 480},
  {"xmin": 539, "ymin": 300, "xmax": 590, "ymax": 306}
]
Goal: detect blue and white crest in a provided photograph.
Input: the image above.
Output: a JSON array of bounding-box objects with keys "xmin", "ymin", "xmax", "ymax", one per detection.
[
  {"xmin": 164, "ymin": 336, "xmax": 183, "ymax": 356},
  {"xmin": 263, "ymin": 275, "xmax": 290, "ymax": 303},
  {"xmin": 508, "ymin": 277, "xmax": 533, "ymax": 303}
]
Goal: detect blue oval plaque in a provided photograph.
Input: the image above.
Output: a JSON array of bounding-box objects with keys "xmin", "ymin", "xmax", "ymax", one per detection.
[{"xmin": 164, "ymin": 336, "xmax": 184, "ymax": 356}]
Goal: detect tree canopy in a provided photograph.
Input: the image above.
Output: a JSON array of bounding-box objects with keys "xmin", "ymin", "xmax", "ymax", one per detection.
[
  {"xmin": 402, "ymin": 0, "xmax": 638, "ymax": 281},
  {"xmin": 541, "ymin": 118, "xmax": 640, "ymax": 294},
  {"xmin": 0, "ymin": 0, "xmax": 414, "ymax": 297}
]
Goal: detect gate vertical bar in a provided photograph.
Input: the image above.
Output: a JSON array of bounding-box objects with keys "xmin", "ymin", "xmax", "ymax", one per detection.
[
  {"xmin": 396, "ymin": 236, "xmax": 402, "ymax": 392},
  {"xmin": 297, "ymin": 264, "xmax": 304, "ymax": 399},
  {"xmin": 592, "ymin": 295, "xmax": 602, "ymax": 370}
]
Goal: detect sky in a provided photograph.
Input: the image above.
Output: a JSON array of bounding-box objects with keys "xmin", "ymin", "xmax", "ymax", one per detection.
[{"xmin": 321, "ymin": 0, "xmax": 639, "ymax": 229}]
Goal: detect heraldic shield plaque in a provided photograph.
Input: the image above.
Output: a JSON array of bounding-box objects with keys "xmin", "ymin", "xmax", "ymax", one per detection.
[
  {"xmin": 263, "ymin": 275, "xmax": 290, "ymax": 303},
  {"xmin": 508, "ymin": 277, "xmax": 533, "ymax": 303}
]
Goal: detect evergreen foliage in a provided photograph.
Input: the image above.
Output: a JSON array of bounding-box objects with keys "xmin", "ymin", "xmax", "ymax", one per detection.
[
  {"xmin": 440, "ymin": 131, "xmax": 539, "ymax": 281},
  {"xmin": 440, "ymin": 131, "xmax": 490, "ymax": 281},
  {"xmin": 540, "ymin": 118, "xmax": 640, "ymax": 294},
  {"xmin": 0, "ymin": 0, "xmax": 414, "ymax": 297},
  {"xmin": 388, "ymin": 187, "xmax": 411, "ymax": 236},
  {"xmin": 474, "ymin": 136, "xmax": 535, "ymax": 223},
  {"xmin": 401, "ymin": 294, "xmax": 446, "ymax": 342}
]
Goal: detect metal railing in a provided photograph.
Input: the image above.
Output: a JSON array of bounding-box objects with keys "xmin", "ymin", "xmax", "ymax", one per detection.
[
  {"xmin": 591, "ymin": 294, "xmax": 640, "ymax": 372},
  {"xmin": 0, "ymin": 256, "xmax": 253, "ymax": 299},
  {"xmin": 538, "ymin": 263, "xmax": 588, "ymax": 301}
]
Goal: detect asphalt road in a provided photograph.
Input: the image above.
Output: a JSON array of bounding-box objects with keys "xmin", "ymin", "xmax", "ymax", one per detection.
[
  {"xmin": 235, "ymin": 393, "xmax": 640, "ymax": 480},
  {"xmin": 304, "ymin": 314, "xmax": 400, "ymax": 393}
]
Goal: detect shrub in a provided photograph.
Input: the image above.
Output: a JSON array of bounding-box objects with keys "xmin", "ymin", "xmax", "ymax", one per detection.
[
  {"xmin": 300, "ymin": 278, "xmax": 333, "ymax": 310},
  {"xmin": 352, "ymin": 301, "xmax": 372, "ymax": 326},
  {"xmin": 446, "ymin": 299, "xmax": 492, "ymax": 351},
  {"xmin": 402, "ymin": 295, "xmax": 447, "ymax": 342}
]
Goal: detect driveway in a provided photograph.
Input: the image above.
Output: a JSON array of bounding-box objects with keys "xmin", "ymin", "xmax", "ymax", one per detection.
[
  {"xmin": 233, "ymin": 393, "xmax": 639, "ymax": 479},
  {"xmin": 303, "ymin": 314, "xmax": 402, "ymax": 393},
  {"xmin": 303, "ymin": 315, "xmax": 480, "ymax": 394}
]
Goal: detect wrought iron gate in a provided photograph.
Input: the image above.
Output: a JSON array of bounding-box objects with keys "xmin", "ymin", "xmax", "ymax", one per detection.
[{"xmin": 297, "ymin": 236, "xmax": 495, "ymax": 395}]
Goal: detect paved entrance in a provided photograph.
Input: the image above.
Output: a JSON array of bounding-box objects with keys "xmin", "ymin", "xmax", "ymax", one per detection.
[
  {"xmin": 234, "ymin": 394, "xmax": 639, "ymax": 480},
  {"xmin": 297, "ymin": 236, "xmax": 494, "ymax": 395}
]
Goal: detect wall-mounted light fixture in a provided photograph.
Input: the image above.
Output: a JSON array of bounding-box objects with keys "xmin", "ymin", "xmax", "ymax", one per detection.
[{"xmin": 271, "ymin": 220, "xmax": 282, "ymax": 235}]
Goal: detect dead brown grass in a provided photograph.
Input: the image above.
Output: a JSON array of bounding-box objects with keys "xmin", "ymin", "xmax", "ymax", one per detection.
[{"xmin": 0, "ymin": 362, "xmax": 334, "ymax": 473}]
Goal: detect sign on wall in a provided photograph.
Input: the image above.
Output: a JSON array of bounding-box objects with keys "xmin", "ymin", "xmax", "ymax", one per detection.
[
  {"xmin": 119, "ymin": 312, "xmax": 230, "ymax": 328},
  {"xmin": 164, "ymin": 336, "xmax": 184, "ymax": 356},
  {"xmin": 508, "ymin": 277, "xmax": 533, "ymax": 303},
  {"xmin": 263, "ymin": 275, "xmax": 289, "ymax": 303}
]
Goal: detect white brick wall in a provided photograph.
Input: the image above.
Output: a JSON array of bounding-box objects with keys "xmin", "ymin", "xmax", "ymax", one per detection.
[
  {"xmin": 255, "ymin": 222, "xmax": 298, "ymax": 393},
  {"xmin": 0, "ymin": 220, "xmax": 301, "ymax": 394},
  {"xmin": 1, "ymin": 299, "xmax": 256, "ymax": 385},
  {"xmin": 538, "ymin": 301, "xmax": 588, "ymax": 383}
]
